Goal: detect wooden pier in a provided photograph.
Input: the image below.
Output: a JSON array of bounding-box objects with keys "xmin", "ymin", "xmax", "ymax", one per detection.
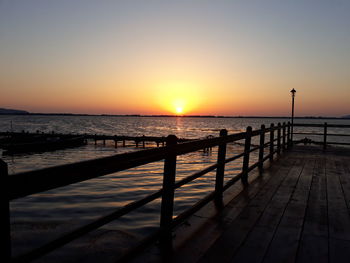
[
  {"xmin": 0, "ymin": 132, "xmax": 192, "ymax": 149},
  {"xmin": 1, "ymin": 122, "xmax": 349, "ymax": 262},
  {"xmin": 132, "ymin": 145, "xmax": 350, "ymax": 263}
]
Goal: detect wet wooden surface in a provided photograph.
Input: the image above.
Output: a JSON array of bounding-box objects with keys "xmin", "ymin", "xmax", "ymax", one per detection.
[
  {"xmin": 136, "ymin": 146, "xmax": 350, "ymax": 263},
  {"xmin": 183, "ymin": 146, "xmax": 350, "ymax": 263}
]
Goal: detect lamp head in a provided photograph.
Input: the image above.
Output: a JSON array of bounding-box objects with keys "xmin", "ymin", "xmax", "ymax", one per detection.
[{"xmin": 290, "ymin": 88, "xmax": 296, "ymax": 97}]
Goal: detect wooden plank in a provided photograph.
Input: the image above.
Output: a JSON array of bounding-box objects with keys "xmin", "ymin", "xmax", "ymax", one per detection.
[
  {"xmin": 262, "ymin": 157, "xmax": 314, "ymax": 263},
  {"xmin": 329, "ymin": 238, "xmax": 350, "ymax": 263},
  {"xmin": 296, "ymin": 157, "xmax": 328, "ymax": 263},
  {"xmin": 231, "ymin": 156, "xmax": 306, "ymax": 263},
  {"xmin": 326, "ymin": 158, "xmax": 350, "ymax": 241},
  {"xmin": 172, "ymin": 158, "xmax": 293, "ymax": 263},
  {"xmin": 129, "ymin": 147, "xmax": 350, "ymax": 263},
  {"xmin": 197, "ymin": 157, "xmax": 300, "ymax": 263},
  {"xmin": 297, "ymin": 235, "xmax": 328, "ymax": 263},
  {"xmin": 336, "ymin": 158, "xmax": 350, "ymax": 214},
  {"xmin": 326, "ymin": 157, "xmax": 350, "ymax": 263},
  {"xmin": 327, "ymin": 157, "xmax": 350, "ymax": 263}
]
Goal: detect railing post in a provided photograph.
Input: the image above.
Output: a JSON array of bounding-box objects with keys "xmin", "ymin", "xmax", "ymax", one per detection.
[
  {"xmin": 241, "ymin": 126, "xmax": 252, "ymax": 186},
  {"xmin": 0, "ymin": 159, "xmax": 11, "ymax": 261},
  {"xmin": 215, "ymin": 129, "xmax": 228, "ymax": 205},
  {"xmin": 287, "ymin": 121, "xmax": 291, "ymax": 147},
  {"xmin": 258, "ymin": 124, "xmax": 265, "ymax": 173},
  {"xmin": 160, "ymin": 135, "xmax": 178, "ymax": 244},
  {"xmin": 282, "ymin": 122, "xmax": 286, "ymax": 151},
  {"xmin": 269, "ymin": 124, "xmax": 274, "ymax": 162},
  {"xmin": 277, "ymin": 123, "xmax": 281, "ymax": 155},
  {"xmin": 323, "ymin": 122, "xmax": 327, "ymax": 150}
]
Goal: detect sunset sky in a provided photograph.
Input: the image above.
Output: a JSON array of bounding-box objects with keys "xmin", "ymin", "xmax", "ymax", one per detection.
[{"xmin": 1, "ymin": 0, "xmax": 349, "ymax": 116}]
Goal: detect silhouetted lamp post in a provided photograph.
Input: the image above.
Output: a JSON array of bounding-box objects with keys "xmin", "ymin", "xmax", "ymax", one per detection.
[{"xmin": 290, "ymin": 88, "xmax": 296, "ymax": 145}]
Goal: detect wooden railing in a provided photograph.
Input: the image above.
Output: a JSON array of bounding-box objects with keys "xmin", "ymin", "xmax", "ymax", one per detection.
[
  {"xmin": 293, "ymin": 123, "xmax": 350, "ymax": 149},
  {"xmin": 0, "ymin": 122, "xmax": 292, "ymax": 262}
]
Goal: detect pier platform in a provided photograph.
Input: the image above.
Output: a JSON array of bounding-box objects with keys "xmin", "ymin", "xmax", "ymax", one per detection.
[{"xmin": 131, "ymin": 145, "xmax": 350, "ymax": 263}]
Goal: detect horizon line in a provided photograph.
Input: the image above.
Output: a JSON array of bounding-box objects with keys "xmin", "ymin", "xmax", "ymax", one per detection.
[{"xmin": 0, "ymin": 112, "xmax": 349, "ymax": 120}]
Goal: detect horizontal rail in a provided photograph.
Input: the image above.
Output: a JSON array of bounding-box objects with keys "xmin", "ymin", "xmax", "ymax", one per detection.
[
  {"xmin": 225, "ymin": 152, "xmax": 245, "ymax": 163},
  {"xmin": 327, "ymin": 142, "xmax": 350, "ymax": 145},
  {"xmin": 9, "ymin": 133, "xmax": 250, "ymax": 200},
  {"xmin": 291, "ymin": 122, "xmax": 350, "ymax": 149},
  {"xmin": 248, "ymin": 162, "xmax": 260, "ymax": 173},
  {"xmin": 172, "ymin": 192, "xmax": 216, "ymax": 227},
  {"xmin": 8, "ymin": 148, "xmax": 169, "ymax": 200},
  {"xmin": 174, "ymin": 163, "xmax": 218, "ymax": 189},
  {"xmin": 294, "ymin": 132, "xmax": 350, "ymax": 137},
  {"xmin": 262, "ymin": 155, "xmax": 270, "ymax": 162},
  {"xmin": 293, "ymin": 123, "xmax": 350, "ymax": 128},
  {"xmin": 249, "ymin": 145, "xmax": 260, "ymax": 153},
  {"xmin": 223, "ymin": 173, "xmax": 243, "ymax": 191},
  {"xmin": 264, "ymin": 142, "xmax": 270, "ymax": 147}
]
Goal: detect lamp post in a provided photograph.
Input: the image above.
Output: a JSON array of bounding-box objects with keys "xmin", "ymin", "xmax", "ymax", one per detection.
[{"xmin": 290, "ymin": 88, "xmax": 296, "ymax": 145}]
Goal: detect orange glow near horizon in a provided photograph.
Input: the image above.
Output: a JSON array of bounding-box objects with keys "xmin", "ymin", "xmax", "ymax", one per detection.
[{"xmin": 154, "ymin": 82, "xmax": 203, "ymax": 115}]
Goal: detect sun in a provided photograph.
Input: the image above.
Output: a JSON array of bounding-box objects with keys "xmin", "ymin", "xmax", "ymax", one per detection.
[
  {"xmin": 175, "ymin": 106, "xmax": 183, "ymax": 115},
  {"xmin": 154, "ymin": 81, "xmax": 203, "ymax": 115},
  {"xmin": 172, "ymin": 98, "xmax": 186, "ymax": 115}
]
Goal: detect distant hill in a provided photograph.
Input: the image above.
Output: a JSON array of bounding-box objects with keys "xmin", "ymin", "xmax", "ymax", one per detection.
[
  {"xmin": 342, "ymin": 115, "xmax": 350, "ymax": 119},
  {"xmin": 0, "ymin": 108, "xmax": 29, "ymax": 115}
]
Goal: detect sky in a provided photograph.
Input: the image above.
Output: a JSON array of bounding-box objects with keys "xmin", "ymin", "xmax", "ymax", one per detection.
[{"xmin": 0, "ymin": 0, "xmax": 349, "ymax": 117}]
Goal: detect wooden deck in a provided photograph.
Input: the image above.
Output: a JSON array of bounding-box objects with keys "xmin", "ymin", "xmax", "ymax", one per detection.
[{"xmin": 132, "ymin": 146, "xmax": 350, "ymax": 263}]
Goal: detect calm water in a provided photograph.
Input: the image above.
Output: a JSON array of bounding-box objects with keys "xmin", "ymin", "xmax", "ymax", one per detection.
[{"xmin": 0, "ymin": 115, "xmax": 349, "ymax": 256}]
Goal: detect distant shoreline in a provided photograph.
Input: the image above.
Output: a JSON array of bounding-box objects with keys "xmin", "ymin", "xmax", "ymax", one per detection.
[{"xmin": 0, "ymin": 112, "xmax": 349, "ymax": 120}]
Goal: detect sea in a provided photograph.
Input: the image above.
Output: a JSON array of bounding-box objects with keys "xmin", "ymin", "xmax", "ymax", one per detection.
[{"xmin": 0, "ymin": 115, "xmax": 349, "ymax": 258}]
